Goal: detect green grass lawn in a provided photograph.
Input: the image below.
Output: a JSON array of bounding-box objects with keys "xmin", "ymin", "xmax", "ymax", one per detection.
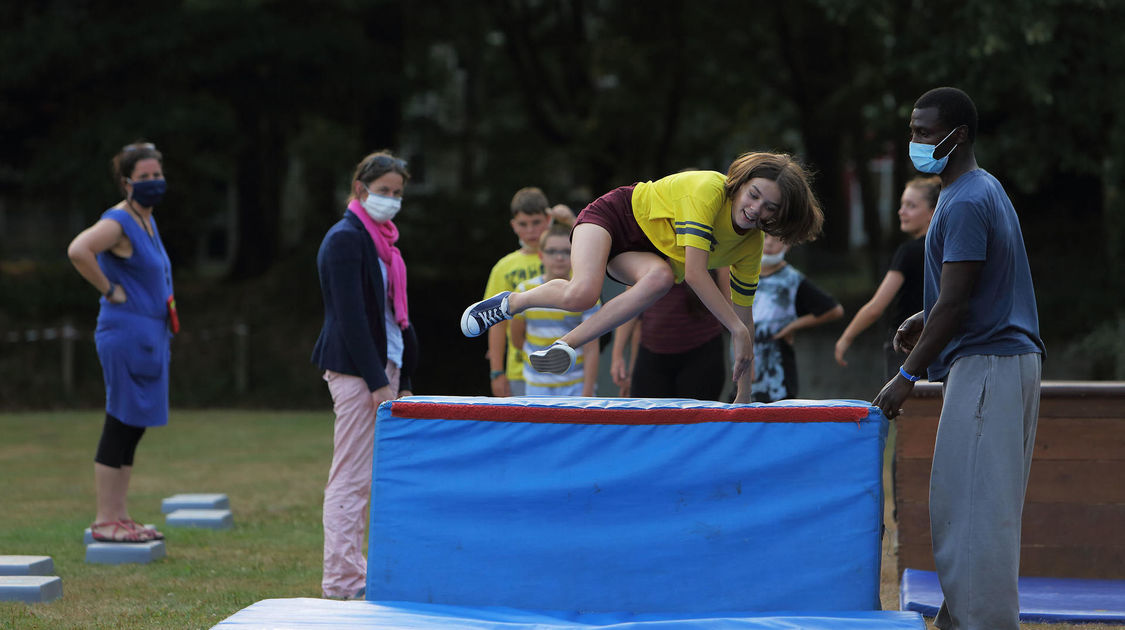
[
  {"xmin": 0, "ymin": 410, "xmax": 331, "ymax": 629},
  {"xmin": 0, "ymin": 410, "xmax": 1117, "ymax": 629}
]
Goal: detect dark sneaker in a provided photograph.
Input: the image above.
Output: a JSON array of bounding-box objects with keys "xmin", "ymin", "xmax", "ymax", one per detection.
[
  {"xmin": 461, "ymin": 291, "xmax": 512, "ymax": 337},
  {"xmin": 528, "ymin": 340, "xmax": 577, "ymax": 374}
]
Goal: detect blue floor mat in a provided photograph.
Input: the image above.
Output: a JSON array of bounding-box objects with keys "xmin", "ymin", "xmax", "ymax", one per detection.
[
  {"xmin": 368, "ymin": 397, "xmax": 889, "ymax": 612},
  {"xmin": 212, "ymin": 599, "xmax": 927, "ymax": 629},
  {"xmin": 901, "ymin": 568, "xmax": 1125, "ymax": 623}
]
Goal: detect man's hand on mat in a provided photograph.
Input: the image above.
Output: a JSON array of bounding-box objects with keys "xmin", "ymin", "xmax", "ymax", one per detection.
[{"xmin": 873, "ymin": 376, "xmax": 912, "ymax": 419}]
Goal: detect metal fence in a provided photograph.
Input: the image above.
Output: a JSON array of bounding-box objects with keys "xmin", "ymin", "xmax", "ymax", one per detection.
[{"xmin": 0, "ymin": 321, "xmax": 251, "ymax": 407}]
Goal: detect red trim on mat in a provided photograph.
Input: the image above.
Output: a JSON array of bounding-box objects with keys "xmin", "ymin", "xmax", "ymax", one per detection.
[{"xmin": 390, "ymin": 402, "xmax": 872, "ymax": 425}]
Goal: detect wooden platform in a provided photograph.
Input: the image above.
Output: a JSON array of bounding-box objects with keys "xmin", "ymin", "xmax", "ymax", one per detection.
[{"xmin": 895, "ymin": 380, "xmax": 1125, "ymax": 579}]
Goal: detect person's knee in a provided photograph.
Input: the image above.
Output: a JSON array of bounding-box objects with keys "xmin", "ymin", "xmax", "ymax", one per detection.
[
  {"xmin": 558, "ymin": 281, "xmax": 601, "ymax": 312},
  {"xmin": 647, "ymin": 264, "xmax": 675, "ymax": 291},
  {"xmin": 633, "ymin": 263, "xmax": 674, "ymax": 296},
  {"xmin": 94, "ymin": 414, "xmax": 145, "ymax": 468}
]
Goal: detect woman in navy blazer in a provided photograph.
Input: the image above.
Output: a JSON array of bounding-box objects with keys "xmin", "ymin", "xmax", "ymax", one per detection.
[{"xmin": 311, "ymin": 150, "xmax": 418, "ymax": 599}]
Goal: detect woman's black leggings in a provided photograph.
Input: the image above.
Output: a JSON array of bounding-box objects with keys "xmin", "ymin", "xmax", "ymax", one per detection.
[{"xmin": 94, "ymin": 414, "xmax": 146, "ymax": 468}]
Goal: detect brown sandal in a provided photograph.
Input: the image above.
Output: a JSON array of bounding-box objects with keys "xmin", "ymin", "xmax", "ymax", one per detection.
[{"xmin": 90, "ymin": 520, "xmax": 153, "ymax": 543}]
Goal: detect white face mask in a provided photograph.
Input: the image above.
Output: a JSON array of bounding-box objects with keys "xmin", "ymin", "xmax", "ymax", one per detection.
[
  {"xmin": 362, "ymin": 191, "xmax": 401, "ymax": 222},
  {"xmin": 761, "ymin": 251, "xmax": 786, "ymax": 266}
]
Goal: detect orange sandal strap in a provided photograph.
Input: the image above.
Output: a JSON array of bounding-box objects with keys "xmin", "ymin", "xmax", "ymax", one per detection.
[
  {"xmin": 124, "ymin": 519, "xmax": 164, "ymax": 540},
  {"xmin": 90, "ymin": 520, "xmax": 151, "ymax": 543}
]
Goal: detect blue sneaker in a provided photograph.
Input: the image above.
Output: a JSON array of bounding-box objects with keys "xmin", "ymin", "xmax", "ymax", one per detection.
[
  {"xmin": 528, "ymin": 340, "xmax": 576, "ymax": 374},
  {"xmin": 461, "ymin": 291, "xmax": 512, "ymax": 337}
]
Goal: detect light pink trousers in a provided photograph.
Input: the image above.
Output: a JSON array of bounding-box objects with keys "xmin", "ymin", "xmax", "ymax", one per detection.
[{"xmin": 321, "ymin": 365, "xmax": 399, "ymax": 598}]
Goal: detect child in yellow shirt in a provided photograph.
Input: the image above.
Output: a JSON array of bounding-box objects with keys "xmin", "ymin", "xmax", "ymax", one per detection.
[{"xmin": 462, "ymin": 153, "xmax": 823, "ymax": 403}]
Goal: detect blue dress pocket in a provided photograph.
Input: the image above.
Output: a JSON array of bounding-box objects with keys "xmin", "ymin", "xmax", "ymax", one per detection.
[{"xmin": 125, "ymin": 336, "xmax": 164, "ymax": 380}]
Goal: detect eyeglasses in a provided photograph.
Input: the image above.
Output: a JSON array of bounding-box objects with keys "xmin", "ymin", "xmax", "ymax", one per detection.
[
  {"xmin": 361, "ymin": 154, "xmax": 408, "ymax": 179},
  {"xmin": 542, "ymin": 248, "xmax": 571, "ymax": 257},
  {"xmin": 123, "ymin": 143, "xmax": 156, "ymax": 152},
  {"xmin": 372, "ymin": 155, "xmax": 407, "ymax": 169}
]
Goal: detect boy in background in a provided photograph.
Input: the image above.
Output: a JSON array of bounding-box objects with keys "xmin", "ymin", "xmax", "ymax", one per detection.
[
  {"xmin": 751, "ymin": 234, "xmax": 844, "ymax": 402},
  {"xmin": 510, "ymin": 224, "xmax": 600, "ymax": 396},
  {"xmin": 482, "ymin": 187, "xmax": 573, "ymax": 396}
]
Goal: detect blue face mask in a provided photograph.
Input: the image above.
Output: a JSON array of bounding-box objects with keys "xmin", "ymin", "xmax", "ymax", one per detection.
[
  {"xmin": 909, "ymin": 127, "xmax": 959, "ymax": 174},
  {"xmin": 129, "ymin": 178, "xmax": 167, "ymax": 207}
]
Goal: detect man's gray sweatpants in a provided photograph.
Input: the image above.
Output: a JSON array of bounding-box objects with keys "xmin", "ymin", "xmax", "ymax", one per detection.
[{"xmin": 930, "ymin": 353, "xmax": 1041, "ymax": 630}]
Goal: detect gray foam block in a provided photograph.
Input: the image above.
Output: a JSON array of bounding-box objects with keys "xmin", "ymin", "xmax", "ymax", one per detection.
[
  {"xmin": 0, "ymin": 576, "xmax": 62, "ymax": 602},
  {"xmin": 0, "ymin": 556, "xmax": 53, "ymax": 576},
  {"xmin": 85, "ymin": 540, "xmax": 166, "ymax": 565},
  {"xmin": 165, "ymin": 508, "xmax": 234, "ymax": 529},
  {"xmin": 161, "ymin": 493, "xmax": 230, "ymax": 513},
  {"xmin": 83, "ymin": 524, "xmax": 158, "ymax": 545}
]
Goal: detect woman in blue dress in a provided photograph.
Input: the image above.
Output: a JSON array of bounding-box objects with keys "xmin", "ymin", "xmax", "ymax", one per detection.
[{"xmin": 67, "ymin": 141, "xmax": 175, "ymax": 543}]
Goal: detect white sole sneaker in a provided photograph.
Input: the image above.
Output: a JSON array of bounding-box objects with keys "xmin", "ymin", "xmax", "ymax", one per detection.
[
  {"xmin": 528, "ymin": 340, "xmax": 576, "ymax": 374},
  {"xmin": 460, "ymin": 291, "xmax": 511, "ymax": 338}
]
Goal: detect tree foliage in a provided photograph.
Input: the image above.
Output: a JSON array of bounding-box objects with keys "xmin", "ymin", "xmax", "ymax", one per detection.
[{"xmin": 1, "ymin": 0, "xmax": 1121, "ymax": 317}]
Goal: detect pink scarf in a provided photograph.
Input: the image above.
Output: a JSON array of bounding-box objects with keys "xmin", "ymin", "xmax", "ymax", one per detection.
[{"xmin": 348, "ymin": 200, "xmax": 410, "ymax": 329}]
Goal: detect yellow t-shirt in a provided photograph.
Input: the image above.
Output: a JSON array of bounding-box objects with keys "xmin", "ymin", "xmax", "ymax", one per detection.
[
  {"xmin": 484, "ymin": 250, "xmax": 543, "ymax": 381},
  {"xmin": 631, "ymin": 170, "xmax": 762, "ymax": 306}
]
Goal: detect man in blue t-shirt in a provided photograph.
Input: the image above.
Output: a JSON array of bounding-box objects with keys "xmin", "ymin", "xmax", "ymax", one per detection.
[{"xmin": 873, "ymin": 87, "xmax": 1045, "ymax": 630}]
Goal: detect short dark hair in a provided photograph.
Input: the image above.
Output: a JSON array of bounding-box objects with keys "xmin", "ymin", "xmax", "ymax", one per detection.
[
  {"xmin": 510, "ymin": 187, "xmax": 550, "ymax": 217},
  {"xmin": 112, "ymin": 140, "xmax": 162, "ymax": 193},
  {"xmin": 915, "ymin": 87, "xmax": 978, "ymax": 143},
  {"xmin": 724, "ymin": 152, "xmax": 824, "ymax": 244}
]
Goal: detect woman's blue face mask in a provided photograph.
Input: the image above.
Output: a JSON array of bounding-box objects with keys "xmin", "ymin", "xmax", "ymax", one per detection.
[{"xmin": 129, "ymin": 178, "xmax": 167, "ymax": 207}]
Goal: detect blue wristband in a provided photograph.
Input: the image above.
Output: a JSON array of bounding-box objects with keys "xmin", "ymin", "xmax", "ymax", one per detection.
[{"xmin": 899, "ymin": 366, "xmax": 921, "ymax": 382}]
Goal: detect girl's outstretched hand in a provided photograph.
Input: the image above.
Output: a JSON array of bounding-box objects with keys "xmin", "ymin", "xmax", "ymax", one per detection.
[
  {"xmin": 731, "ymin": 328, "xmax": 753, "ymax": 383},
  {"xmin": 834, "ymin": 337, "xmax": 851, "ymax": 366}
]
